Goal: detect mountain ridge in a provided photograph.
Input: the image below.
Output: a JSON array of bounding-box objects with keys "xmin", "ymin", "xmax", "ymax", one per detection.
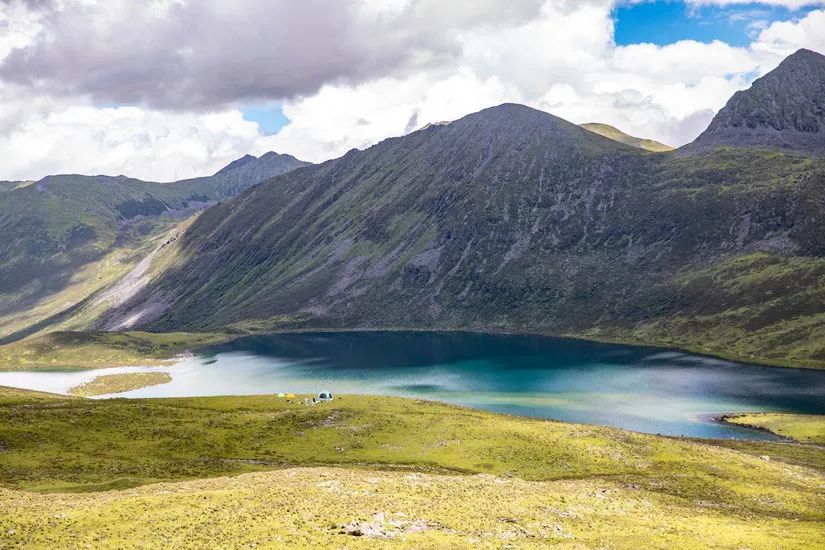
[
  {"xmin": 684, "ymin": 48, "xmax": 825, "ymax": 155},
  {"xmin": 8, "ymin": 50, "xmax": 825, "ymax": 369}
]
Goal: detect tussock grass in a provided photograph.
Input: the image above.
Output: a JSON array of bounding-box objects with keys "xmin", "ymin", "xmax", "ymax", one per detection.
[
  {"xmin": 0, "ymin": 393, "xmax": 823, "ymax": 547},
  {"xmin": 3, "ymin": 466, "xmax": 823, "ymax": 549}
]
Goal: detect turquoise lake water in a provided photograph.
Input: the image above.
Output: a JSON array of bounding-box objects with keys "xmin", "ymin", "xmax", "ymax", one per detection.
[{"xmin": 2, "ymin": 331, "xmax": 823, "ymax": 440}]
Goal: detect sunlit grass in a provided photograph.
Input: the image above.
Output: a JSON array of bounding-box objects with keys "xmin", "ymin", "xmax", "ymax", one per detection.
[
  {"xmin": 726, "ymin": 413, "xmax": 825, "ymax": 444},
  {"xmin": 0, "ymin": 392, "xmax": 822, "ymax": 547},
  {"xmin": 67, "ymin": 372, "xmax": 172, "ymax": 396}
]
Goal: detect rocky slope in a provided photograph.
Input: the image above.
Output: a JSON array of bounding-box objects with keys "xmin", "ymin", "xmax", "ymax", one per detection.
[{"xmin": 684, "ymin": 48, "xmax": 825, "ymax": 156}]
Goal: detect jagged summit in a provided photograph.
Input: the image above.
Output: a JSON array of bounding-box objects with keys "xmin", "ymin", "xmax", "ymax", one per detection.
[
  {"xmin": 214, "ymin": 154, "xmax": 258, "ymax": 175},
  {"xmin": 684, "ymin": 48, "xmax": 825, "ymax": 155},
  {"xmin": 214, "ymin": 151, "xmax": 310, "ymax": 181}
]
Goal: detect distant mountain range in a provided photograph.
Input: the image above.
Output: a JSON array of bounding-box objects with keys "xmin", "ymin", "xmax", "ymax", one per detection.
[
  {"xmin": 0, "ymin": 153, "xmax": 309, "ymax": 341},
  {"xmin": 4, "ymin": 48, "xmax": 825, "ymax": 369}
]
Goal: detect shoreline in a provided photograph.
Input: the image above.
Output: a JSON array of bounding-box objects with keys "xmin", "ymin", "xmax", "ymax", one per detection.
[
  {"xmin": 2, "ymin": 383, "xmax": 822, "ymax": 445},
  {"xmin": 1, "ymin": 326, "xmax": 823, "ymax": 373},
  {"xmin": 197, "ymin": 326, "xmax": 825, "ymax": 372},
  {"xmin": 714, "ymin": 413, "xmax": 796, "ymax": 442}
]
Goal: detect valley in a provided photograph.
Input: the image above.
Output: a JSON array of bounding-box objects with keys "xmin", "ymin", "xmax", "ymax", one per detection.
[{"xmin": 0, "ymin": 44, "xmax": 824, "ymax": 549}]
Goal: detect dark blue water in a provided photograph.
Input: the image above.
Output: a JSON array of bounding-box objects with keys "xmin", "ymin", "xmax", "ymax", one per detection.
[{"xmin": 3, "ymin": 331, "xmax": 823, "ymax": 440}]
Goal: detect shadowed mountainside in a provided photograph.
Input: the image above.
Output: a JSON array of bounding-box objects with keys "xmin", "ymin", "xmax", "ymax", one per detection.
[{"xmin": 100, "ymin": 72, "xmax": 825, "ymax": 368}]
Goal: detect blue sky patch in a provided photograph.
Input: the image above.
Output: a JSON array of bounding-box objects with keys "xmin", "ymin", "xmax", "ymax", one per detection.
[
  {"xmin": 241, "ymin": 104, "xmax": 289, "ymax": 134},
  {"xmin": 613, "ymin": 1, "xmax": 815, "ymax": 47}
]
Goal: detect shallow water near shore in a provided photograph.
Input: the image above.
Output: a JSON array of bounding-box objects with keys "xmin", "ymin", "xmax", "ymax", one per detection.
[{"xmin": 2, "ymin": 331, "xmax": 824, "ymax": 440}]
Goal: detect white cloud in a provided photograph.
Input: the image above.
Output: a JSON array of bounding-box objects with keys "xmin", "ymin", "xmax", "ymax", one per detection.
[
  {"xmin": 0, "ymin": 0, "xmax": 546, "ymax": 109},
  {"xmin": 0, "ymin": 1, "xmax": 824, "ymax": 180},
  {"xmin": 752, "ymin": 8, "xmax": 825, "ymax": 55},
  {"xmin": 265, "ymin": 4, "xmax": 789, "ymax": 161},
  {"xmin": 0, "ymin": 90, "xmax": 266, "ymax": 181}
]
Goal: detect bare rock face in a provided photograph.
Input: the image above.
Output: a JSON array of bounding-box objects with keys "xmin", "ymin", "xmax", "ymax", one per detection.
[{"xmin": 684, "ymin": 48, "xmax": 825, "ymax": 156}]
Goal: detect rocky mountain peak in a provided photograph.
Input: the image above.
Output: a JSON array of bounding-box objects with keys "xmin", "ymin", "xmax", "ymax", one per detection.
[
  {"xmin": 684, "ymin": 48, "xmax": 825, "ymax": 155},
  {"xmin": 214, "ymin": 154, "xmax": 258, "ymax": 175}
]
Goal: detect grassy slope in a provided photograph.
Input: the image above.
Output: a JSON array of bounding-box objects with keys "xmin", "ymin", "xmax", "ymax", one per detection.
[
  {"xmin": 725, "ymin": 413, "xmax": 825, "ymax": 444},
  {"xmin": 579, "ymin": 252, "xmax": 825, "ymax": 369},
  {"xmin": 0, "ymin": 385, "xmax": 75, "ymax": 400},
  {"xmin": 0, "ymin": 155, "xmax": 309, "ymax": 341},
  {"xmin": 0, "ymin": 331, "xmax": 231, "ymax": 371},
  {"xmin": 581, "ymin": 122, "xmax": 674, "ymax": 152},
  {"xmin": 0, "ymin": 394, "xmax": 822, "ymax": 548},
  {"xmin": 67, "ymin": 372, "xmax": 172, "ymax": 396},
  {"xmin": 0, "ymin": 218, "xmax": 186, "ymax": 341}
]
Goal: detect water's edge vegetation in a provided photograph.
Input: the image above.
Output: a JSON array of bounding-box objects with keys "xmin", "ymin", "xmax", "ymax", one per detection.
[{"xmin": 67, "ymin": 372, "xmax": 173, "ymax": 397}]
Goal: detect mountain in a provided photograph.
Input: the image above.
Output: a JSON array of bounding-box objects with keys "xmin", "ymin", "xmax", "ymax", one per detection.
[
  {"xmin": 0, "ymin": 180, "xmax": 30, "ymax": 192},
  {"xmin": 215, "ymin": 154, "xmax": 257, "ymax": 175},
  {"xmin": 97, "ymin": 95, "xmax": 825, "ymax": 368},
  {"xmin": 7, "ymin": 49, "xmax": 821, "ymax": 369},
  {"xmin": 0, "ymin": 152, "xmax": 309, "ymax": 340},
  {"xmin": 98, "ymin": 103, "xmax": 648, "ymax": 331},
  {"xmin": 684, "ymin": 48, "xmax": 825, "ymax": 155},
  {"xmin": 581, "ymin": 123, "xmax": 673, "ymax": 152}
]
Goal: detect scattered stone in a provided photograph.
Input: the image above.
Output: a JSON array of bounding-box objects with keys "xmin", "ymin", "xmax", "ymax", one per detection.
[
  {"xmin": 340, "ymin": 520, "xmax": 384, "ymax": 538},
  {"xmin": 322, "ymin": 411, "xmax": 341, "ymax": 427},
  {"xmin": 499, "ymin": 517, "xmax": 518, "ymax": 524},
  {"xmin": 339, "ymin": 512, "xmax": 435, "ymax": 538}
]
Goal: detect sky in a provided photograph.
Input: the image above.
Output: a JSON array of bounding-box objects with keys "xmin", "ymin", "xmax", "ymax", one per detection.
[{"xmin": 0, "ymin": 0, "xmax": 823, "ymax": 182}]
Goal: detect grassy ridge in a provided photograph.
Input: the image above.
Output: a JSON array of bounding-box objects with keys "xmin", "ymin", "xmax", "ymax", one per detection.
[
  {"xmin": 0, "ymin": 393, "xmax": 823, "ymax": 547},
  {"xmin": 0, "ymin": 154, "xmax": 309, "ymax": 341},
  {"xmin": 67, "ymin": 372, "xmax": 172, "ymax": 396},
  {"xmin": 725, "ymin": 413, "xmax": 825, "ymax": 444},
  {"xmin": 581, "ymin": 122, "xmax": 674, "ymax": 152},
  {"xmin": 0, "ymin": 331, "xmax": 231, "ymax": 371}
]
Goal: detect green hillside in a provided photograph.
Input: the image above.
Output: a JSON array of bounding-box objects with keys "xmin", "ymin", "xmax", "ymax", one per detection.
[
  {"xmin": 581, "ymin": 122, "xmax": 673, "ymax": 152},
  {"xmin": 0, "ymin": 153, "xmax": 308, "ymax": 341}
]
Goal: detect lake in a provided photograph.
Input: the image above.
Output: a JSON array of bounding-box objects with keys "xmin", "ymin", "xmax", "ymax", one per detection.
[{"xmin": 2, "ymin": 331, "xmax": 824, "ymax": 440}]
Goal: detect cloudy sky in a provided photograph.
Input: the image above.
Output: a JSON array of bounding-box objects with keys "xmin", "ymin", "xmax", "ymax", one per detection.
[{"xmin": 0, "ymin": 0, "xmax": 823, "ymax": 181}]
